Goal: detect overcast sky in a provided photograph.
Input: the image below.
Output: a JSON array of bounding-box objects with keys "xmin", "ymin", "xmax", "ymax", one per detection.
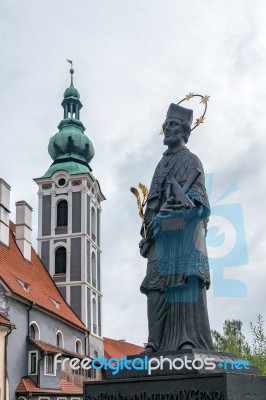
[{"xmin": 1, "ymin": 0, "xmax": 266, "ymax": 346}]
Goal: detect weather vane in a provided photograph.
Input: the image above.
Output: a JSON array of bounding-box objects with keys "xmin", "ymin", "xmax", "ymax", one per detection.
[
  {"xmin": 66, "ymin": 59, "xmax": 73, "ymax": 67},
  {"xmin": 159, "ymin": 93, "xmax": 210, "ymax": 135},
  {"xmin": 66, "ymin": 59, "xmax": 74, "ymax": 84}
]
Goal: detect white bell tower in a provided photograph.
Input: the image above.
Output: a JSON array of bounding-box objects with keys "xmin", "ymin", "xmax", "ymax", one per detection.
[{"xmin": 34, "ymin": 64, "xmax": 105, "ymax": 357}]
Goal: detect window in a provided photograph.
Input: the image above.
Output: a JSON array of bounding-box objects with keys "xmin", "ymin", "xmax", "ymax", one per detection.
[
  {"xmin": 91, "ymin": 207, "xmax": 96, "ymax": 241},
  {"xmin": 29, "ymin": 324, "xmax": 35, "ymax": 338},
  {"xmin": 92, "ymin": 298, "xmax": 97, "ymax": 334},
  {"xmin": 45, "ymin": 354, "xmax": 55, "ymax": 375},
  {"xmin": 75, "ymin": 339, "xmax": 82, "ymax": 353},
  {"xmin": 28, "ymin": 351, "xmax": 38, "ymax": 375},
  {"xmin": 55, "ymin": 247, "xmax": 66, "ymax": 274},
  {"xmin": 50, "ymin": 297, "xmax": 60, "ymax": 309},
  {"xmin": 16, "ymin": 278, "xmax": 29, "ymax": 292},
  {"xmin": 58, "ymin": 178, "xmax": 66, "ymax": 187},
  {"xmin": 56, "ymin": 331, "xmax": 64, "ymax": 348},
  {"xmin": 29, "ymin": 322, "xmax": 40, "ymax": 340},
  {"xmin": 92, "ymin": 253, "xmax": 96, "ymax": 288},
  {"xmin": 57, "ymin": 200, "xmax": 68, "ymax": 227}
]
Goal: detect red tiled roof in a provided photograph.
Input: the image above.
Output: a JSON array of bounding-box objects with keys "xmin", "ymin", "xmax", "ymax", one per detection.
[
  {"xmin": 104, "ymin": 337, "xmax": 144, "ymax": 359},
  {"xmin": 16, "ymin": 377, "xmax": 83, "ymax": 395},
  {"xmin": 0, "ymin": 222, "xmax": 86, "ymax": 331},
  {"xmin": 0, "ymin": 315, "xmax": 15, "ymax": 327},
  {"xmin": 28, "ymin": 337, "xmax": 86, "ymax": 359}
]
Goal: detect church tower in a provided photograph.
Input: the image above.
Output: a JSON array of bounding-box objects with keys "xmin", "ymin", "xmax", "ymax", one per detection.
[{"xmin": 34, "ymin": 65, "xmax": 105, "ymax": 357}]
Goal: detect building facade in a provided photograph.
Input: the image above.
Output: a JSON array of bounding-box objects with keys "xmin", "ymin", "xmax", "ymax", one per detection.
[{"xmin": 0, "ymin": 67, "xmax": 105, "ymax": 399}]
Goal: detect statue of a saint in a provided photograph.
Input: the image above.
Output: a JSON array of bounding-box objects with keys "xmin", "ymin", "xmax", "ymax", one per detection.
[{"xmin": 139, "ymin": 102, "xmax": 214, "ymax": 354}]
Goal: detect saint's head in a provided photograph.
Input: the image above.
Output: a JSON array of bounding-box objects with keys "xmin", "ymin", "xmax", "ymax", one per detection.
[{"xmin": 163, "ymin": 104, "xmax": 193, "ymax": 147}]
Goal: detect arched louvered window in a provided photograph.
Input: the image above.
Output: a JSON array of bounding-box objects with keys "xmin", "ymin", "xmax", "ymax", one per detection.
[
  {"xmin": 57, "ymin": 200, "xmax": 68, "ymax": 227},
  {"xmin": 55, "ymin": 247, "xmax": 66, "ymax": 274},
  {"xmin": 92, "ymin": 252, "xmax": 96, "ymax": 288},
  {"xmin": 91, "ymin": 207, "xmax": 96, "ymax": 241},
  {"xmin": 92, "ymin": 298, "xmax": 97, "ymax": 334}
]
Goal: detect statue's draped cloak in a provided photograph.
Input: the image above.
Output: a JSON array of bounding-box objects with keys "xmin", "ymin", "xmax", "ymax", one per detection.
[{"xmin": 140, "ymin": 146, "xmax": 214, "ymax": 351}]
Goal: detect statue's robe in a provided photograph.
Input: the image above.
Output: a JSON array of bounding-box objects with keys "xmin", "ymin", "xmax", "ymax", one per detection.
[{"xmin": 140, "ymin": 146, "xmax": 214, "ymax": 352}]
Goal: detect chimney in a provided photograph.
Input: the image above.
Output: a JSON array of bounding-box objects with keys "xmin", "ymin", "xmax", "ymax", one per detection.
[
  {"xmin": 0, "ymin": 179, "xmax": 11, "ymax": 247},
  {"xmin": 15, "ymin": 201, "xmax": 33, "ymax": 262}
]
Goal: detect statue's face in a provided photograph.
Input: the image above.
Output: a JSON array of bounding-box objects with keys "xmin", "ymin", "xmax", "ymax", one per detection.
[{"xmin": 162, "ymin": 117, "xmax": 184, "ymax": 146}]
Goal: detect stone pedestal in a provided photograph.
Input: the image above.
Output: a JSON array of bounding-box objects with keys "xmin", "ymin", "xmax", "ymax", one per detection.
[{"xmin": 84, "ymin": 351, "xmax": 266, "ymax": 400}]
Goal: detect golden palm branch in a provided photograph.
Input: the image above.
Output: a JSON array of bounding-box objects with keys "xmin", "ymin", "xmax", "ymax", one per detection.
[
  {"xmin": 138, "ymin": 183, "xmax": 149, "ymax": 205},
  {"xmin": 130, "ymin": 184, "xmax": 149, "ymax": 237}
]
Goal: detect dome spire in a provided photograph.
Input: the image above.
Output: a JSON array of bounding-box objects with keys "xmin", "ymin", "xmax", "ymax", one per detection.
[
  {"xmin": 40, "ymin": 62, "xmax": 95, "ymax": 178},
  {"xmin": 66, "ymin": 59, "xmax": 74, "ymax": 86},
  {"xmin": 63, "ymin": 59, "xmax": 80, "ymax": 104}
]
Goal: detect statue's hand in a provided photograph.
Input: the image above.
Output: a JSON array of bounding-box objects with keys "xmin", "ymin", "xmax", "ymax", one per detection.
[
  {"xmin": 139, "ymin": 238, "xmax": 152, "ymax": 258},
  {"xmin": 160, "ymin": 199, "xmax": 190, "ymax": 212}
]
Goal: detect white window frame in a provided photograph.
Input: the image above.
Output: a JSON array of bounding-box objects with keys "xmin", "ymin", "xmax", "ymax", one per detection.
[
  {"xmin": 44, "ymin": 354, "xmax": 56, "ymax": 376},
  {"xmin": 39, "ymin": 398, "xmax": 50, "ymax": 400},
  {"xmin": 75, "ymin": 339, "xmax": 82, "ymax": 354},
  {"xmin": 57, "ymin": 398, "xmax": 67, "ymax": 400},
  {"xmin": 56, "ymin": 198, "xmax": 69, "ymax": 229},
  {"xmin": 29, "ymin": 321, "xmax": 41, "ymax": 340},
  {"xmin": 71, "ymin": 398, "xmax": 81, "ymax": 400},
  {"xmin": 28, "ymin": 350, "xmax": 38, "ymax": 375},
  {"xmin": 56, "ymin": 330, "xmax": 64, "ymax": 348}
]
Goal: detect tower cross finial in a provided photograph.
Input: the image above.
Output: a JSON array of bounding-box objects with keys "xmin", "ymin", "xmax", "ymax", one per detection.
[{"xmin": 66, "ymin": 59, "xmax": 74, "ymax": 86}]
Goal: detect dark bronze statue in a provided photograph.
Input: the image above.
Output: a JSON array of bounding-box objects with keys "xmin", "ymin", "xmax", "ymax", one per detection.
[{"xmin": 139, "ymin": 102, "xmax": 214, "ymax": 354}]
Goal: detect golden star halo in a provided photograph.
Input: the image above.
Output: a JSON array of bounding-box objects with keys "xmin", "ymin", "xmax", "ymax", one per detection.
[
  {"xmin": 200, "ymin": 95, "xmax": 210, "ymax": 104},
  {"xmin": 185, "ymin": 92, "xmax": 194, "ymax": 100},
  {"xmin": 195, "ymin": 116, "xmax": 205, "ymax": 125}
]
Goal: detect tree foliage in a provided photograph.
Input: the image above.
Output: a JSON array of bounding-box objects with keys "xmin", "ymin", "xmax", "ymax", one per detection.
[{"xmin": 211, "ymin": 315, "xmax": 266, "ymax": 375}]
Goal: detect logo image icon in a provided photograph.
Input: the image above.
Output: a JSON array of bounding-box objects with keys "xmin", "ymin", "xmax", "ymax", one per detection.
[{"xmin": 206, "ymin": 173, "xmax": 248, "ymax": 297}]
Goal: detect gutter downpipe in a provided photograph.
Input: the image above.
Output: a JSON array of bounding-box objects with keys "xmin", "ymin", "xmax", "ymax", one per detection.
[
  {"xmin": 4, "ymin": 325, "xmax": 15, "ymax": 400},
  {"xmin": 27, "ymin": 301, "xmax": 34, "ymax": 337},
  {"xmin": 84, "ymin": 332, "xmax": 89, "ymax": 356},
  {"xmin": 37, "ymin": 351, "xmax": 45, "ymax": 387}
]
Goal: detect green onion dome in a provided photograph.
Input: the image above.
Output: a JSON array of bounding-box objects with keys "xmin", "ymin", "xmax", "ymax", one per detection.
[{"xmin": 48, "ymin": 119, "xmax": 94, "ymax": 163}]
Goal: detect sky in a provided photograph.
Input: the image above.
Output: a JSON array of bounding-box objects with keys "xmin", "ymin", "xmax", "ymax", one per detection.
[{"xmin": 1, "ymin": 0, "xmax": 266, "ymax": 347}]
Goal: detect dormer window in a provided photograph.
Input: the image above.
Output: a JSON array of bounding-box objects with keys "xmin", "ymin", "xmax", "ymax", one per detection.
[
  {"xmin": 50, "ymin": 297, "xmax": 61, "ymax": 309},
  {"xmin": 16, "ymin": 278, "xmax": 29, "ymax": 292}
]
